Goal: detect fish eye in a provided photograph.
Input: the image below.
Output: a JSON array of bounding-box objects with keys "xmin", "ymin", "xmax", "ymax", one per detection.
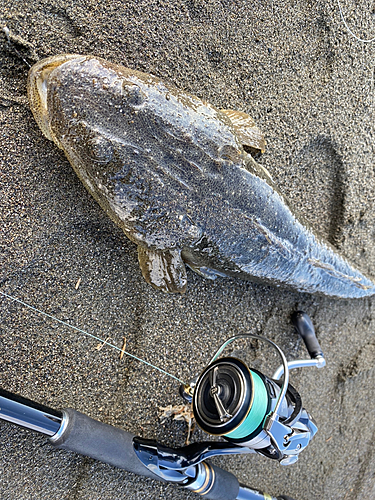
[
  {"xmin": 122, "ymin": 83, "xmax": 146, "ymax": 106},
  {"xmin": 86, "ymin": 135, "xmax": 113, "ymax": 163}
]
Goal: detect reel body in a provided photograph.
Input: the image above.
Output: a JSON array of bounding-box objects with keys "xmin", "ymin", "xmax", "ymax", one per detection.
[{"xmin": 192, "ymin": 355, "xmax": 317, "ymax": 464}]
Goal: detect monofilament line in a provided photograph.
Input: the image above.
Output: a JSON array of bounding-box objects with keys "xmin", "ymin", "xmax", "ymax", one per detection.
[
  {"xmin": 0, "ymin": 290, "xmax": 186, "ymax": 385},
  {"xmin": 337, "ymin": 0, "xmax": 375, "ymax": 43}
]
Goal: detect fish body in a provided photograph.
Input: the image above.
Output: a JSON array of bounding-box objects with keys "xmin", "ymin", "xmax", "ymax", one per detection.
[{"xmin": 27, "ymin": 54, "xmax": 375, "ymax": 297}]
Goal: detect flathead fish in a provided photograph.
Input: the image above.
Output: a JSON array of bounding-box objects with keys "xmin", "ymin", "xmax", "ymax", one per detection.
[{"xmin": 27, "ymin": 54, "xmax": 375, "ymax": 297}]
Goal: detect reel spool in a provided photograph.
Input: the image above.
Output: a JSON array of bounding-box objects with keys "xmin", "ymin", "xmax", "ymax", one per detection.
[{"xmin": 194, "ymin": 358, "xmax": 271, "ymax": 442}]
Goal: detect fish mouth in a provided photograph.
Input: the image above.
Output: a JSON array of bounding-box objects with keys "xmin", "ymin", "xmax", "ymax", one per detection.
[{"xmin": 27, "ymin": 54, "xmax": 85, "ymax": 142}]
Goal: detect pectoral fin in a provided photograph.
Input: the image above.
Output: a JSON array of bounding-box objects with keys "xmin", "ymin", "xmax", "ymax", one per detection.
[
  {"xmin": 137, "ymin": 246, "xmax": 187, "ymax": 293},
  {"xmin": 221, "ymin": 109, "xmax": 266, "ymax": 154}
]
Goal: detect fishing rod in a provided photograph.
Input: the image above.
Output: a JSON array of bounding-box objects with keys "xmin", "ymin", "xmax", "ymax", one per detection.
[{"xmin": 0, "ymin": 296, "xmax": 324, "ymax": 500}]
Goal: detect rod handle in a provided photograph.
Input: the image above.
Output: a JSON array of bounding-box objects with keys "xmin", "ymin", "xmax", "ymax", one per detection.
[
  {"xmin": 50, "ymin": 408, "xmax": 161, "ymax": 481},
  {"xmin": 291, "ymin": 311, "xmax": 323, "ymax": 359},
  {"xmin": 50, "ymin": 409, "xmax": 240, "ymax": 499}
]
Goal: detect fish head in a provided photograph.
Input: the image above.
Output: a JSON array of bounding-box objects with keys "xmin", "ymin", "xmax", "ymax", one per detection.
[
  {"xmin": 27, "ymin": 54, "xmax": 150, "ymax": 156},
  {"xmin": 28, "ymin": 55, "xmax": 154, "ymax": 208},
  {"xmin": 27, "ymin": 55, "xmax": 172, "ymax": 240}
]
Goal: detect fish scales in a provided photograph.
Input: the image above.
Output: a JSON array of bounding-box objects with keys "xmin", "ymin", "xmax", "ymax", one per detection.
[{"xmin": 27, "ymin": 54, "xmax": 375, "ymax": 297}]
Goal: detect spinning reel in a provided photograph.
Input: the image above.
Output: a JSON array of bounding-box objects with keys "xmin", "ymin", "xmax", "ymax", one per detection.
[
  {"xmin": 189, "ymin": 336, "xmax": 316, "ymax": 466},
  {"xmin": 134, "ymin": 311, "xmax": 325, "ymax": 487}
]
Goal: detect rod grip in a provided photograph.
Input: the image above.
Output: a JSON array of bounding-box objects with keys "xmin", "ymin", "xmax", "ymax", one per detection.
[
  {"xmin": 50, "ymin": 409, "xmax": 240, "ymax": 499},
  {"xmin": 291, "ymin": 311, "xmax": 323, "ymax": 359},
  {"xmin": 50, "ymin": 408, "xmax": 162, "ymax": 482}
]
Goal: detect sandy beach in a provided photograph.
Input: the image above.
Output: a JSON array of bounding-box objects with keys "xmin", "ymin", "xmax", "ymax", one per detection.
[{"xmin": 1, "ymin": 1, "xmax": 375, "ymax": 498}]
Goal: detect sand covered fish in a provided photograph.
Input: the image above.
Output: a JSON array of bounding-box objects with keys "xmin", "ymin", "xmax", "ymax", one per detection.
[{"xmin": 27, "ymin": 54, "xmax": 375, "ymax": 297}]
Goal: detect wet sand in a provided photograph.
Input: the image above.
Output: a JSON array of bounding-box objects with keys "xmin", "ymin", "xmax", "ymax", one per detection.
[{"xmin": 1, "ymin": 1, "xmax": 375, "ymax": 499}]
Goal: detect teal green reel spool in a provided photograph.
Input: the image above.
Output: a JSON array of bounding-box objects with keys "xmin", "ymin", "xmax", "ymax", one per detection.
[
  {"xmin": 224, "ymin": 369, "xmax": 269, "ymax": 440},
  {"xmin": 192, "ymin": 357, "xmax": 272, "ymax": 442}
]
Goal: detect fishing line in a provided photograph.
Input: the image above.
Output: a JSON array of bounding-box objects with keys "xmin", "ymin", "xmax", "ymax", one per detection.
[
  {"xmin": 337, "ymin": 0, "xmax": 375, "ymax": 43},
  {"xmin": 0, "ymin": 290, "xmax": 186, "ymax": 385}
]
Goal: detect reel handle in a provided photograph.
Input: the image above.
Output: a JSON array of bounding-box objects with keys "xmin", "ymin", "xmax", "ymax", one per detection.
[{"xmin": 291, "ymin": 311, "xmax": 323, "ymax": 359}]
